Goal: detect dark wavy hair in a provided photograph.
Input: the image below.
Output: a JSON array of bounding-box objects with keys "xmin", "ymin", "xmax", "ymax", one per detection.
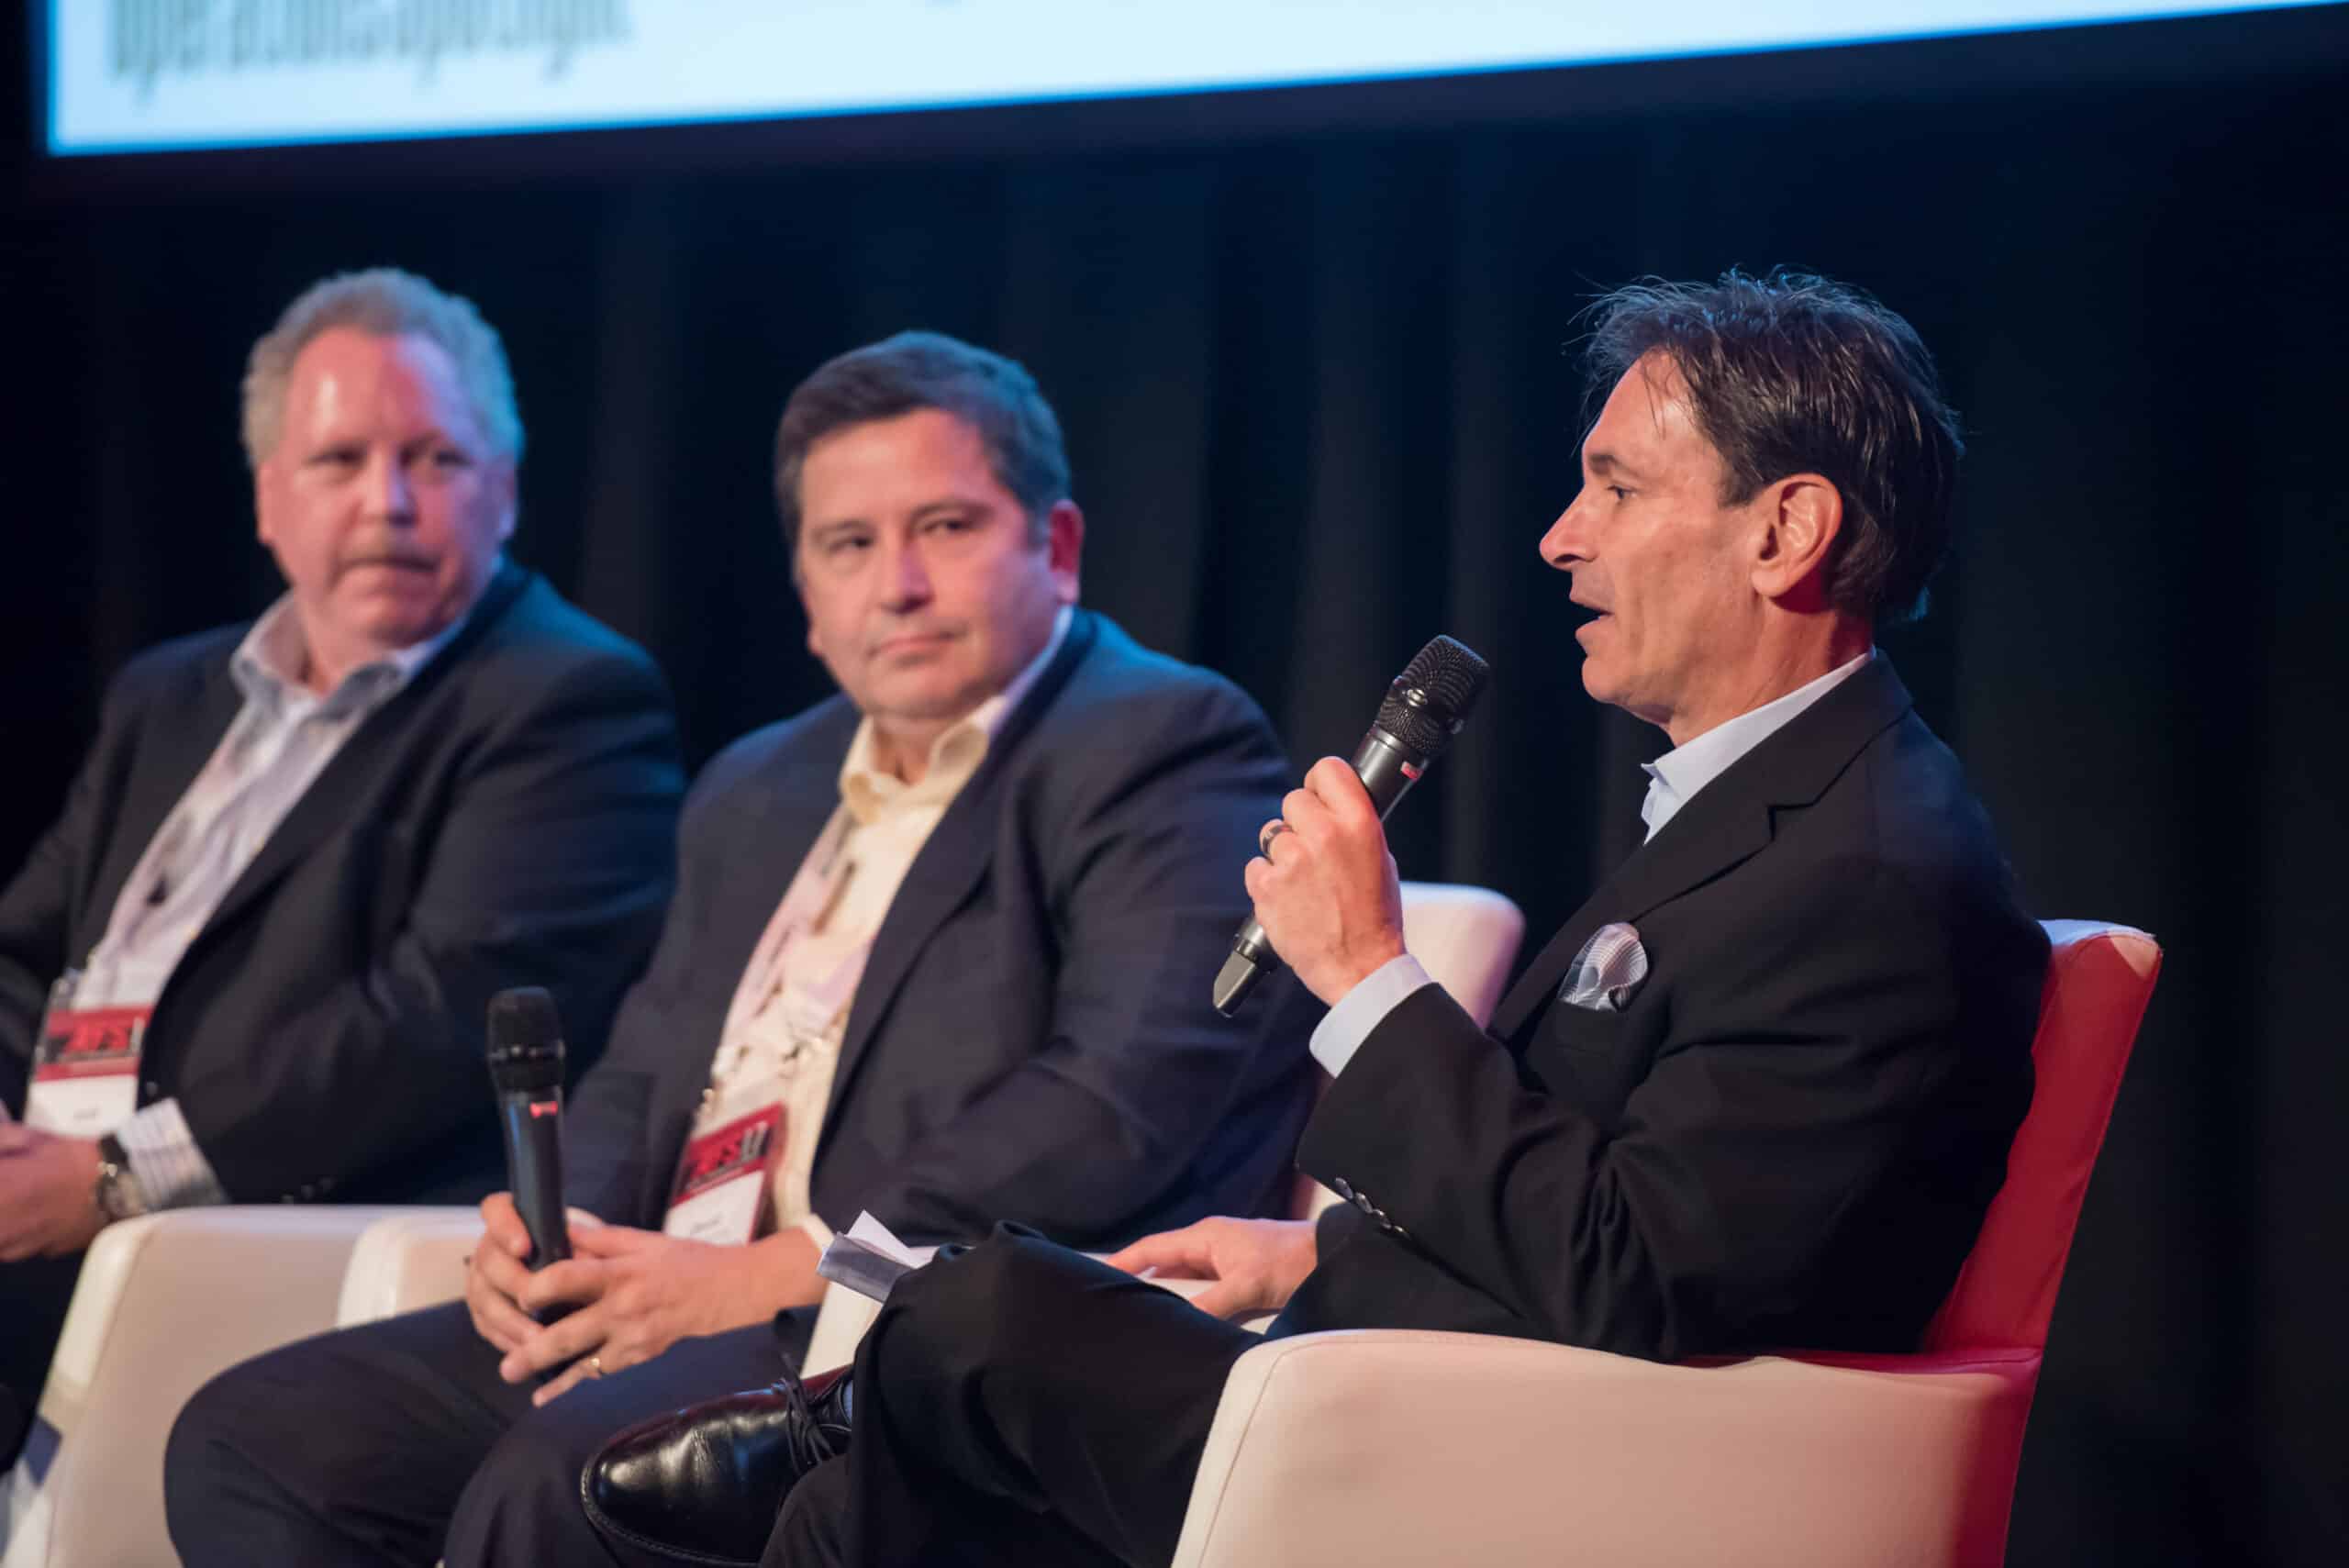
[
  {"xmin": 1584, "ymin": 270, "xmax": 1963, "ymax": 625},
  {"xmin": 774, "ymin": 330, "xmax": 1070, "ymax": 552}
]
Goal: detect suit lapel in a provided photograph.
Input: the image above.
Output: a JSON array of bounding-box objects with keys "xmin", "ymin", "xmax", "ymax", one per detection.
[
  {"xmin": 81, "ymin": 658, "xmax": 245, "ymax": 954},
  {"xmin": 1487, "ymin": 657, "xmax": 1917, "ymax": 1046},
  {"xmin": 704, "ymin": 751, "xmax": 844, "ymax": 1018},
  {"xmin": 195, "ymin": 564, "xmax": 531, "ymax": 947},
  {"xmin": 628, "ymin": 722, "xmax": 846, "ymax": 1227},
  {"xmin": 820, "ymin": 610, "xmax": 1100, "ymax": 1129},
  {"xmin": 1486, "ymin": 806, "xmax": 1774, "ymax": 1045}
]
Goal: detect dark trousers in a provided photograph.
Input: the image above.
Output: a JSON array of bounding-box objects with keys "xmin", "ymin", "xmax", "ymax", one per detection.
[
  {"xmin": 765, "ymin": 1229, "xmax": 1258, "ymax": 1568},
  {"xmin": 164, "ymin": 1298, "xmax": 799, "ymax": 1568},
  {"xmin": 0, "ymin": 1254, "xmax": 83, "ymax": 1463}
]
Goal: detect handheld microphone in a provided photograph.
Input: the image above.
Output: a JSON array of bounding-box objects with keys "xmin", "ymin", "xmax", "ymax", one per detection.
[
  {"xmin": 1213, "ymin": 635, "xmax": 1491, "ymax": 1017},
  {"xmin": 486, "ymin": 986, "xmax": 571, "ymax": 1270}
]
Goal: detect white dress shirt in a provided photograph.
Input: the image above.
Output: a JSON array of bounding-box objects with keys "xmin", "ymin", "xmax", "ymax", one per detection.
[{"xmin": 1308, "ymin": 650, "xmax": 1876, "ymax": 1078}]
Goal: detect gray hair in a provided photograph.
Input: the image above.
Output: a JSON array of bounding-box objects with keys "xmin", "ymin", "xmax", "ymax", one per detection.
[{"xmin": 241, "ymin": 268, "xmax": 524, "ymax": 470}]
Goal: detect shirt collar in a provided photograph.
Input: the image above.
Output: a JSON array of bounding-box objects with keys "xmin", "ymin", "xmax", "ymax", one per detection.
[
  {"xmin": 231, "ymin": 589, "xmax": 473, "ymax": 716},
  {"xmin": 1640, "ymin": 649, "xmax": 1875, "ymax": 840},
  {"xmin": 839, "ymin": 605, "xmax": 1074, "ymax": 825}
]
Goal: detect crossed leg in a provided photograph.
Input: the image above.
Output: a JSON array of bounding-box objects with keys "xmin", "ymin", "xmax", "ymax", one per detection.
[{"xmin": 764, "ymin": 1228, "xmax": 1259, "ymax": 1568}]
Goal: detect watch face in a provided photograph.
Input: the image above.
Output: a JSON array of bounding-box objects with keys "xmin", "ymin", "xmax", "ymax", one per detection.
[{"xmin": 95, "ymin": 1149, "xmax": 143, "ymax": 1221}]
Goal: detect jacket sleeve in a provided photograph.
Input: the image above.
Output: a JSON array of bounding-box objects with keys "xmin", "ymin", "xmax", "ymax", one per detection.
[
  {"xmin": 852, "ymin": 676, "xmax": 1319, "ymax": 1250},
  {"xmin": 183, "ymin": 648, "xmax": 685, "ymax": 1202},
  {"xmin": 0, "ymin": 673, "xmax": 143, "ymax": 1114}
]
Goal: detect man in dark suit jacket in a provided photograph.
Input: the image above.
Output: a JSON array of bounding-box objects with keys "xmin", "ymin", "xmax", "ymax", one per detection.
[
  {"xmin": 558, "ymin": 606, "xmax": 1311, "ymax": 1251},
  {"xmin": 687, "ymin": 272, "xmax": 2050, "ymax": 1568},
  {"xmin": 163, "ymin": 333, "xmax": 1314, "ymax": 1567},
  {"xmin": 0, "ymin": 270, "xmax": 683, "ymax": 1436}
]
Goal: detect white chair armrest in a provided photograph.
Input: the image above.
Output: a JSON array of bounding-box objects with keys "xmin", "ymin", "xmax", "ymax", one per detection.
[
  {"xmin": 5, "ymin": 1207, "xmax": 401, "ymax": 1568},
  {"xmin": 1288, "ymin": 882, "xmax": 1527, "ymax": 1223},
  {"xmin": 333, "ymin": 1207, "xmax": 484, "ymax": 1326},
  {"xmin": 1397, "ymin": 882, "xmax": 1526, "ymax": 1030},
  {"xmin": 1171, "ymin": 1331, "xmax": 2037, "ymax": 1568}
]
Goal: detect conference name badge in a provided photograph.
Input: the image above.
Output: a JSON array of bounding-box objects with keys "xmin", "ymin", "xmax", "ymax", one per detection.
[
  {"xmin": 662, "ymin": 1102, "xmax": 784, "ymax": 1246},
  {"xmin": 26, "ymin": 974, "xmax": 150, "ymax": 1137}
]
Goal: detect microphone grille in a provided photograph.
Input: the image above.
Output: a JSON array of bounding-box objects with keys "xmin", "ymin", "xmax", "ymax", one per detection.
[
  {"xmin": 1375, "ymin": 636, "xmax": 1491, "ymax": 758},
  {"xmin": 487, "ymin": 986, "xmax": 562, "ymax": 1051},
  {"xmin": 486, "ymin": 987, "xmax": 565, "ymax": 1093}
]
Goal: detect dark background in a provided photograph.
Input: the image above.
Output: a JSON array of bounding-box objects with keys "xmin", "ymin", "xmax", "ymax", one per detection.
[{"xmin": 5, "ymin": 8, "xmax": 2344, "ymax": 1563}]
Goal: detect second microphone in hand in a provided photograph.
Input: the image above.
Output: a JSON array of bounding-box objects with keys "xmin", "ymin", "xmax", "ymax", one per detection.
[
  {"xmin": 485, "ymin": 985, "xmax": 572, "ymax": 1273},
  {"xmin": 1213, "ymin": 635, "xmax": 1491, "ymax": 1017}
]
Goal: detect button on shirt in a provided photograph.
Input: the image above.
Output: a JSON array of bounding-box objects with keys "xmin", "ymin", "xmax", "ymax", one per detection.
[
  {"xmin": 1308, "ymin": 650, "xmax": 1876, "ymax": 1078},
  {"xmin": 694, "ymin": 606, "xmax": 1072, "ymax": 1251},
  {"xmin": 80, "ymin": 595, "xmax": 465, "ymax": 1208}
]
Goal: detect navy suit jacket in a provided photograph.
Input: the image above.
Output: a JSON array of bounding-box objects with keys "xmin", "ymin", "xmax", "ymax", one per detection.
[
  {"xmin": 563, "ymin": 609, "xmax": 1320, "ymax": 1248},
  {"xmin": 1276, "ymin": 657, "xmax": 2046, "ymax": 1362},
  {"xmin": 0, "ymin": 564, "xmax": 685, "ymax": 1205}
]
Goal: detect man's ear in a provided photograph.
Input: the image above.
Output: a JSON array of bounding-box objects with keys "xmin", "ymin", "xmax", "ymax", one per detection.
[
  {"xmin": 254, "ymin": 458, "xmax": 281, "ymax": 550},
  {"xmin": 797, "ymin": 574, "xmax": 825, "ymax": 662},
  {"xmin": 1043, "ymin": 500, "xmax": 1084, "ymax": 604},
  {"xmin": 492, "ymin": 461, "xmax": 519, "ymax": 543},
  {"xmin": 1751, "ymin": 473, "xmax": 1843, "ymax": 611}
]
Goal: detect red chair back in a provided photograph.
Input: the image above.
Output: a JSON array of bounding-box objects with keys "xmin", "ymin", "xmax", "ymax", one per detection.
[{"xmin": 1920, "ymin": 920, "xmax": 2161, "ymax": 1354}]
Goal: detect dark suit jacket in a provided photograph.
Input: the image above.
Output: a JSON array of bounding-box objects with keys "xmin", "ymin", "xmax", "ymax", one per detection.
[
  {"xmin": 0, "ymin": 564, "xmax": 685, "ymax": 1206},
  {"xmin": 562, "ymin": 609, "xmax": 1319, "ymax": 1249},
  {"xmin": 1275, "ymin": 657, "xmax": 2046, "ymax": 1362}
]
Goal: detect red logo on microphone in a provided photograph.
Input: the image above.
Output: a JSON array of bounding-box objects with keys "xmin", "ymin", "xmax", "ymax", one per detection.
[{"xmin": 529, "ymin": 1099, "xmax": 560, "ymax": 1119}]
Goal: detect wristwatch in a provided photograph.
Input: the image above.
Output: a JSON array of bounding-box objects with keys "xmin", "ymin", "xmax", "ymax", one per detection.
[{"xmin": 93, "ymin": 1133, "xmax": 150, "ymax": 1223}]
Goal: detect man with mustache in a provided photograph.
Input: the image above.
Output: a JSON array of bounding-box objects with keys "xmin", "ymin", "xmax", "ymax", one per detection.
[
  {"xmin": 0, "ymin": 268, "xmax": 685, "ymax": 1457},
  {"xmin": 163, "ymin": 330, "xmax": 1316, "ymax": 1566}
]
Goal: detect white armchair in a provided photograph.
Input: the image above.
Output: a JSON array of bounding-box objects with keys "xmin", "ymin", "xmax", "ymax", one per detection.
[
  {"xmin": 2, "ymin": 1206, "xmax": 406, "ymax": 1568},
  {"xmin": 1163, "ymin": 920, "xmax": 2160, "ymax": 1568},
  {"xmin": 332, "ymin": 1207, "xmax": 484, "ymax": 1328},
  {"xmin": 1169, "ymin": 1332, "xmax": 2040, "ymax": 1568},
  {"xmin": 1173, "ymin": 1332, "xmax": 2039, "ymax": 1568}
]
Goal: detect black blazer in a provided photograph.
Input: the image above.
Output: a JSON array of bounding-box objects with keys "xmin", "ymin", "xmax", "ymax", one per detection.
[
  {"xmin": 563, "ymin": 609, "xmax": 1321, "ymax": 1249},
  {"xmin": 1275, "ymin": 657, "xmax": 2046, "ymax": 1362},
  {"xmin": 0, "ymin": 564, "xmax": 685, "ymax": 1205}
]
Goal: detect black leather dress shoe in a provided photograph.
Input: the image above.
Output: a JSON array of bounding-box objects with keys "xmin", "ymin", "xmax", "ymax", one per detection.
[{"xmin": 581, "ymin": 1367, "xmax": 854, "ymax": 1566}]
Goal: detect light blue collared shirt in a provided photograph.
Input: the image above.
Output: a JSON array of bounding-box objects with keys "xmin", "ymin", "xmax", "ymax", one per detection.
[
  {"xmin": 1638, "ymin": 651, "xmax": 1874, "ymax": 842},
  {"xmin": 88, "ymin": 592, "xmax": 470, "ymax": 1208},
  {"xmin": 1308, "ymin": 650, "xmax": 1875, "ymax": 1078}
]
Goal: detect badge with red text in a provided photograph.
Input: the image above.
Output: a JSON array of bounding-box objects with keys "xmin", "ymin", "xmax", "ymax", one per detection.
[
  {"xmin": 26, "ymin": 988, "xmax": 150, "ymax": 1137},
  {"xmin": 661, "ymin": 1103, "xmax": 785, "ymax": 1245}
]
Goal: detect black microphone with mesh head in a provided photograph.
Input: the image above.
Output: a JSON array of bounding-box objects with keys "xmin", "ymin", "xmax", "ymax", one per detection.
[
  {"xmin": 1213, "ymin": 635, "xmax": 1491, "ymax": 1017},
  {"xmin": 486, "ymin": 986, "xmax": 571, "ymax": 1270}
]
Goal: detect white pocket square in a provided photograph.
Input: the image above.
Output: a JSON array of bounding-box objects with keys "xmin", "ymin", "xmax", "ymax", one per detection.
[{"xmin": 1557, "ymin": 922, "xmax": 1649, "ymax": 1012}]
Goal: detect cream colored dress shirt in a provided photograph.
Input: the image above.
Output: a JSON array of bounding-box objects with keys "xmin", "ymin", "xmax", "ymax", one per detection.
[{"xmin": 691, "ymin": 606, "xmax": 1071, "ymax": 1248}]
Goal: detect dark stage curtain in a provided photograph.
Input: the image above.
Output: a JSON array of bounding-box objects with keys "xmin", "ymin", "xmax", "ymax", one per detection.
[{"xmin": 4, "ymin": 27, "xmax": 2343, "ymax": 1567}]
